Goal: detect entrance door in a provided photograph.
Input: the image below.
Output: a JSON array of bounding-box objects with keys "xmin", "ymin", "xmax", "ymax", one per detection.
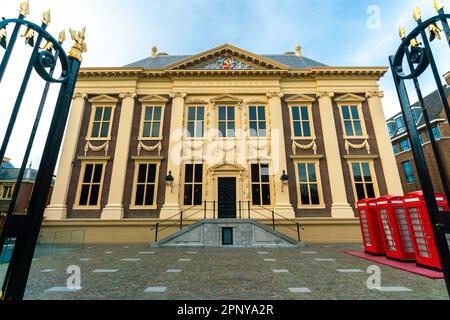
[{"xmin": 218, "ymin": 178, "xmax": 236, "ymax": 218}]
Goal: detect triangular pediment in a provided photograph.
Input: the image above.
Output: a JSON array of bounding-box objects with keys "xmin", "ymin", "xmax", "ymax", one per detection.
[
  {"xmin": 334, "ymin": 93, "xmax": 366, "ymax": 102},
  {"xmin": 165, "ymin": 44, "xmax": 288, "ymax": 71},
  {"xmin": 138, "ymin": 94, "xmax": 169, "ymax": 103},
  {"xmin": 208, "ymin": 162, "xmax": 246, "ymax": 173},
  {"xmin": 285, "ymin": 94, "xmax": 316, "ymax": 103},
  {"xmin": 88, "ymin": 94, "xmax": 118, "ymax": 103},
  {"xmin": 210, "ymin": 94, "xmax": 243, "ymax": 105}
]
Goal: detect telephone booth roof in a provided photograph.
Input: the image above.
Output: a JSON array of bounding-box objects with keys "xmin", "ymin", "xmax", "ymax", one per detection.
[
  {"xmin": 357, "ymin": 198, "xmax": 377, "ymax": 207},
  {"xmin": 376, "ymin": 195, "xmax": 403, "ymax": 204},
  {"xmin": 404, "ymin": 191, "xmax": 446, "ymax": 202}
]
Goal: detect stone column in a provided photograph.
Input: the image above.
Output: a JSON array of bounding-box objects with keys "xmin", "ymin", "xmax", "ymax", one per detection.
[
  {"xmin": 101, "ymin": 93, "xmax": 137, "ymax": 220},
  {"xmin": 45, "ymin": 93, "xmax": 87, "ymax": 220},
  {"xmin": 160, "ymin": 92, "xmax": 187, "ymax": 219},
  {"xmin": 366, "ymin": 91, "xmax": 403, "ymax": 195},
  {"xmin": 267, "ymin": 91, "xmax": 295, "ymax": 219},
  {"xmin": 317, "ymin": 92, "xmax": 354, "ymax": 218}
]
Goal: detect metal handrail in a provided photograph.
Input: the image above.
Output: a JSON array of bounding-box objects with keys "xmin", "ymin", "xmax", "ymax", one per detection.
[
  {"xmin": 152, "ymin": 207, "xmax": 204, "ymax": 242},
  {"xmin": 150, "ymin": 204, "xmax": 197, "ymax": 231}
]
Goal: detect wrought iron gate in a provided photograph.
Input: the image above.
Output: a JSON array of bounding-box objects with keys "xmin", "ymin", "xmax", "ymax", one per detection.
[
  {"xmin": 0, "ymin": 1, "xmax": 85, "ymax": 300},
  {"xmin": 389, "ymin": 1, "xmax": 450, "ymax": 297}
]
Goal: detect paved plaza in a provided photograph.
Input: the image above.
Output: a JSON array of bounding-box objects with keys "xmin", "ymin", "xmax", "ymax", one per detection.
[{"xmin": 1, "ymin": 244, "xmax": 448, "ymax": 300}]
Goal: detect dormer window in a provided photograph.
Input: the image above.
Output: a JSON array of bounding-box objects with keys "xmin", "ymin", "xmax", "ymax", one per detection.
[
  {"xmin": 387, "ymin": 122, "xmax": 396, "ymax": 137},
  {"xmin": 395, "ymin": 116, "xmax": 405, "ymax": 133}
]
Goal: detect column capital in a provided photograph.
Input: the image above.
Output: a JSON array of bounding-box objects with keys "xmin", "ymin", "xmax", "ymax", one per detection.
[
  {"xmin": 119, "ymin": 92, "xmax": 137, "ymax": 99},
  {"xmin": 266, "ymin": 91, "xmax": 284, "ymax": 99},
  {"xmin": 316, "ymin": 91, "xmax": 335, "ymax": 99},
  {"xmin": 170, "ymin": 92, "xmax": 187, "ymax": 99},
  {"xmin": 365, "ymin": 91, "xmax": 385, "ymax": 99},
  {"xmin": 73, "ymin": 92, "xmax": 88, "ymax": 100}
]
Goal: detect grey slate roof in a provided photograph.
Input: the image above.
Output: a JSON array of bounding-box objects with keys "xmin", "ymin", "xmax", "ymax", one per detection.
[
  {"xmin": 387, "ymin": 85, "xmax": 450, "ymax": 140},
  {"xmin": 124, "ymin": 54, "xmax": 327, "ymax": 69}
]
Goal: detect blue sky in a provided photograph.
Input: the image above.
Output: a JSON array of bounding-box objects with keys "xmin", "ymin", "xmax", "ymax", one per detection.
[{"xmin": 1, "ymin": 0, "xmax": 449, "ymax": 167}]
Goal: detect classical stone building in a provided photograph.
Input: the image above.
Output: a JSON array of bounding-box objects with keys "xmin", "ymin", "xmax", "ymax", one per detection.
[
  {"xmin": 43, "ymin": 44, "xmax": 402, "ymax": 243},
  {"xmin": 388, "ymin": 81, "xmax": 450, "ymax": 195}
]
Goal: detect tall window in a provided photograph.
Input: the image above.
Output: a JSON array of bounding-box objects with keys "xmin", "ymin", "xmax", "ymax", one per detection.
[
  {"xmin": 399, "ymin": 138, "xmax": 411, "ymax": 152},
  {"xmin": 133, "ymin": 162, "xmax": 158, "ymax": 207},
  {"xmin": 184, "ymin": 164, "xmax": 203, "ymax": 206},
  {"xmin": 396, "ymin": 116, "xmax": 405, "ymax": 133},
  {"xmin": 141, "ymin": 106, "xmax": 162, "ymax": 139},
  {"xmin": 392, "ymin": 144, "xmax": 398, "ymax": 155},
  {"xmin": 78, "ymin": 163, "xmax": 104, "ymax": 207},
  {"xmin": 402, "ymin": 161, "xmax": 415, "ymax": 184},
  {"xmin": 187, "ymin": 106, "xmax": 204, "ymax": 138},
  {"xmin": 90, "ymin": 106, "xmax": 113, "ymax": 139},
  {"xmin": 251, "ymin": 163, "xmax": 271, "ymax": 205},
  {"xmin": 0, "ymin": 184, "xmax": 13, "ymax": 199},
  {"xmin": 349, "ymin": 161, "xmax": 377, "ymax": 201},
  {"xmin": 218, "ymin": 106, "xmax": 235, "ymax": 138},
  {"xmin": 297, "ymin": 162, "xmax": 322, "ymax": 206},
  {"xmin": 291, "ymin": 106, "xmax": 312, "ymax": 137},
  {"xmin": 249, "ymin": 106, "xmax": 267, "ymax": 137},
  {"xmin": 418, "ymin": 133, "xmax": 424, "ymax": 145},
  {"xmin": 387, "ymin": 122, "xmax": 396, "ymax": 137},
  {"xmin": 341, "ymin": 105, "xmax": 363, "ymax": 137},
  {"xmin": 432, "ymin": 126, "xmax": 441, "ymax": 140}
]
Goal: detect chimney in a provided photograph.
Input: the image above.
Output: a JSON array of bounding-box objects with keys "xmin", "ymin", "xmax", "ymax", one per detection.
[
  {"xmin": 151, "ymin": 46, "xmax": 158, "ymax": 58},
  {"xmin": 295, "ymin": 44, "xmax": 302, "ymax": 57}
]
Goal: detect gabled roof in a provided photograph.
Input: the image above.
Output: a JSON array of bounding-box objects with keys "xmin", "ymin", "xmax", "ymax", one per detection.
[
  {"xmin": 387, "ymin": 85, "xmax": 450, "ymax": 140},
  {"xmin": 124, "ymin": 44, "xmax": 327, "ymax": 70}
]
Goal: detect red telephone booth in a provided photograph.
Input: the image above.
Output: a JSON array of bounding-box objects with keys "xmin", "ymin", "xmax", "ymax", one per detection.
[
  {"xmin": 376, "ymin": 195, "xmax": 415, "ymax": 261},
  {"xmin": 403, "ymin": 192, "xmax": 450, "ymax": 271},
  {"xmin": 357, "ymin": 199, "xmax": 385, "ymax": 255}
]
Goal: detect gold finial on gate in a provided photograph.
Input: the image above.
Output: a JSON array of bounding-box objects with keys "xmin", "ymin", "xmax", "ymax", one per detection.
[
  {"xmin": 410, "ymin": 37, "xmax": 421, "ymax": 48},
  {"xmin": 21, "ymin": 27, "xmax": 35, "ymax": 47},
  {"xmin": 42, "ymin": 9, "xmax": 51, "ymax": 25},
  {"xmin": 19, "ymin": 1, "xmax": 30, "ymax": 17},
  {"xmin": 58, "ymin": 30, "xmax": 66, "ymax": 44},
  {"xmin": 413, "ymin": 6, "xmax": 422, "ymax": 21},
  {"xmin": 399, "ymin": 26, "xmax": 406, "ymax": 40},
  {"xmin": 0, "ymin": 28, "xmax": 7, "ymax": 49},
  {"xmin": 40, "ymin": 40, "xmax": 53, "ymax": 51},
  {"xmin": 68, "ymin": 27, "xmax": 87, "ymax": 62},
  {"xmin": 434, "ymin": 0, "xmax": 444, "ymax": 11},
  {"xmin": 428, "ymin": 23, "xmax": 443, "ymax": 41}
]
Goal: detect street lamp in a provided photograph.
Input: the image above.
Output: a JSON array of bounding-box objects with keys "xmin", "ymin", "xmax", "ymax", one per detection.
[
  {"xmin": 165, "ymin": 171, "xmax": 174, "ymax": 193},
  {"xmin": 280, "ymin": 170, "xmax": 289, "ymax": 192}
]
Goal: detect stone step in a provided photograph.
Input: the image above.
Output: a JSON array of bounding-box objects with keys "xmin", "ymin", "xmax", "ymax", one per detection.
[{"xmin": 152, "ymin": 219, "xmax": 303, "ymax": 248}]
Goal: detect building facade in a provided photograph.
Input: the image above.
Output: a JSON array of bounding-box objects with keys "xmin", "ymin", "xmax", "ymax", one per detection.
[
  {"xmin": 43, "ymin": 44, "xmax": 402, "ymax": 243},
  {"xmin": 388, "ymin": 81, "xmax": 450, "ymax": 195},
  {"xmin": 0, "ymin": 158, "xmax": 52, "ymax": 213}
]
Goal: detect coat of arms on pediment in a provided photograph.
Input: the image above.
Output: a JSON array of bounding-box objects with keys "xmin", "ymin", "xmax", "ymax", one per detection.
[
  {"xmin": 194, "ymin": 55, "xmax": 255, "ymax": 70},
  {"xmin": 165, "ymin": 44, "xmax": 288, "ymax": 71}
]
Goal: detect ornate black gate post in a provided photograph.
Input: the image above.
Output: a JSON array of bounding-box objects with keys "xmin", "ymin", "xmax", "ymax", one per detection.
[
  {"xmin": 0, "ymin": 1, "xmax": 85, "ymax": 300},
  {"xmin": 389, "ymin": 0, "xmax": 450, "ymax": 297}
]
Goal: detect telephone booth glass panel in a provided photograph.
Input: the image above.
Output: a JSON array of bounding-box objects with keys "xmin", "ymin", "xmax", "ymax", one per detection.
[
  {"xmin": 379, "ymin": 209, "xmax": 396, "ymax": 252},
  {"xmin": 408, "ymin": 207, "xmax": 432, "ymax": 259},
  {"xmin": 395, "ymin": 207, "xmax": 414, "ymax": 253},
  {"xmin": 359, "ymin": 208, "xmax": 371, "ymax": 246}
]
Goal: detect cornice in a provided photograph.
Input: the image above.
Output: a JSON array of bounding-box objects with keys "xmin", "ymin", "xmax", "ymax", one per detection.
[{"xmin": 77, "ymin": 66, "xmax": 388, "ymax": 80}]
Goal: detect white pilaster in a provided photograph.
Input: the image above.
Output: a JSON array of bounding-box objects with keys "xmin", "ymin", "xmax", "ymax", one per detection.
[
  {"xmin": 45, "ymin": 93, "xmax": 87, "ymax": 220},
  {"xmin": 267, "ymin": 91, "xmax": 295, "ymax": 219},
  {"xmin": 160, "ymin": 92, "xmax": 187, "ymax": 219},
  {"xmin": 317, "ymin": 92, "xmax": 354, "ymax": 218},
  {"xmin": 101, "ymin": 92, "xmax": 137, "ymax": 220}
]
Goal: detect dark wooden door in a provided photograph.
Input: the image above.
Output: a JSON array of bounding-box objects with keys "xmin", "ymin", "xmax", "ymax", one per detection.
[{"xmin": 218, "ymin": 178, "xmax": 236, "ymax": 219}]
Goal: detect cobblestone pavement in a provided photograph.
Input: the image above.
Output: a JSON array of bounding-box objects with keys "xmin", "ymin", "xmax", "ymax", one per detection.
[{"xmin": 1, "ymin": 244, "xmax": 447, "ymax": 300}]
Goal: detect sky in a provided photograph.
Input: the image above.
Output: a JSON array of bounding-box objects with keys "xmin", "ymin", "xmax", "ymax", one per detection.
[{"xmin": 0, "ymin": 0, "xmax": 449, "ymax": 169}]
